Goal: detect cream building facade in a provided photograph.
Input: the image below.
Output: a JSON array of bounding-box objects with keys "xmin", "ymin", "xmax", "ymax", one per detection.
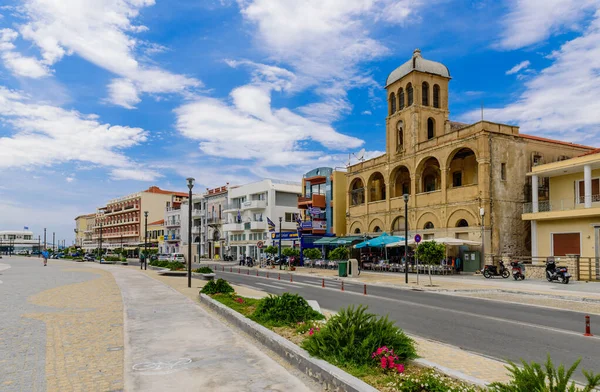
[
  {"xmin": 522, "ymin": 150, "xmax": 600, "ymax": 280},
  {"xmin": 74, "ymin": 213, "xmax": 95, "ymax": 250},
  {"xmin": 346, "ymin": 49, "xmax": 593, "ymax": 261}
]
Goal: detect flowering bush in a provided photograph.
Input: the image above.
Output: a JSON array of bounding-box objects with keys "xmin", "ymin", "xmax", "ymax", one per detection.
[
  {"xmin": 295, "ymin": 321, "xmax": 321, "ymax": 335},
  {"xmin": 372, "ymin": 346, "xmax": 405, "ymax": 373},
  {"xmin": 393, "ymin": 369, "xmax": 480, "ymax": 392},
  {"xmin": 234, "ymin": 297, "xmax": 244, "ymax": 304}
]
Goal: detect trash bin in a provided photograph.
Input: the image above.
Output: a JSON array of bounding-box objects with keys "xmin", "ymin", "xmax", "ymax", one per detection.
[{"xmin": 338, "ymin": 260, "xmax": 348, "ymax": 277}]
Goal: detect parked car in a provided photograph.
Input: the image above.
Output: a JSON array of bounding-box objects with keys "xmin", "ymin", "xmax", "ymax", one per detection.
[
  {"xmin": 170, "ymin": 253, "xmax": 185, "ymax": 262},
  {"xmin": 31, "ymin": 250, "xmax": 41, "ymax": 255},
  {"xmin": 71, "ymin": 252, "xmax": 81, "ymax": 257},
  {"xmin": 16, "ymin": 250, "xmax": 29, "ymax": 256},
  {"xmin": 84, "ymin": 254, "xmax": 95, "ymax": 262},
  {"xmin": 157, "ymin": 254, "xmax": 170, "ymax": 261}
]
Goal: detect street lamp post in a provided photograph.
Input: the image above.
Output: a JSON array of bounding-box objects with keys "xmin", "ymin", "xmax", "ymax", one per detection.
[
  {"xmin": 38, "ymin": 236, "xmax": 40, "ymax": 257},
  {"xmin": 278, "ymin": 217, "xmax": 282, "ymax": 270},
  {"xmin": 480, "ymin": 207, "xmax": 485, "ymax": 269},
  {"xmin": 143, "ymin": 211, "xmax": 149, "ymax": 270},
  {"xmin": 403, "ymin": 194, "xmax": 410, "ymax": 284},
  {"xmin": 187, "ymin": 178, "xmax": 195, "ymax": 288},
  {"xmin": 99, "ymin": 223, "xmax": 103, "ymax": 261},
  {"xmin": 52, "ymin": 232, "xmax": 55, "ymax": 252},
  {"xmin": 120, "ymin": 234, "xmax": 123, "ymax": 257}
]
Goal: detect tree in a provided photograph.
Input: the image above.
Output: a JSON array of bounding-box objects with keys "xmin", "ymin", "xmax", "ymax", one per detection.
[
  {"xmin": 282, "ymin": 247, "xmax": 300, "ymax": 257},
  {"xmin": 415, "ymin": 241, "xmax": 445, "ymax": 286},
  {"xmin": 264, "ymin": 245, "xmax": 278, "ymax": 255},
  {"xmin": 303, "ymin": 248, "xmax": 322, "ymax": 260},
  {"xmin": 328, "ymin": 246, "xmax": 350, "ymax": 261}
]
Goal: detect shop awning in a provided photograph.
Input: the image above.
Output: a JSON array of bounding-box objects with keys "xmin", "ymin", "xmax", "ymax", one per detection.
[
  {"xmin": 313, "ymin": 237, "xmax": 337, "ymax": 245},
  {"xmin": 331, "ymin": 236, "xmax": 366, "ymax": 246}
]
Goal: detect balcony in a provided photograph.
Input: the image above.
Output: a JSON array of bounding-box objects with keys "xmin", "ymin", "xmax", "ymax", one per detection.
[
  {"xmin": 165, "ymin": 220, "xmax": 181, "ymax": 227},
  {"xmin": 241, "ymin": 200, "xmax": 267, "ymax": 210},
  {"xmin": 447, "ymin": 184, "xmax": 478, "ymax": 203},
  {"xmin": 192, "ymin": 209, "xmax": 205, "ymax": 217},
  {"xmin": 298, "ymin": 194, "xmax": 326, "ymax": 209},
  {"xmin": 223, "ymin": 223, "xmax": 244, "ymax": 232},
  {"xmin": 415, "ymin": 189, "xmax": 442, "ymax": 207},
  {"xmin": 250, "ymin": 221, "xmax": 267, "ymax": 230},
  {"xmin": 192, "ymin": 226, "xmax": 201, "ymax": 234},
  {"xmin": 104, "ymin": 205, "xmax": 139, "ymax": 215},
  {"xmin": 522, "ymin": 195, "xmax": 600, "ymax": 220},
  {"xmin": 223, "ymin": 203, "xmax": 241, "ymax": 213},
  {"xmin": 165, "ymin": 234, "xmax": 181, "ymax": 242},
  {"xmin": 206, "ymin": 217, "xmax": 224, "ymax": 225}
]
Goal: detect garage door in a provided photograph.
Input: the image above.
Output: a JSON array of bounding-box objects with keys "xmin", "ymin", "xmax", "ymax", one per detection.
[{"xmin": 552, "ymin": 233, "xmax": 580, "ymax": 256}]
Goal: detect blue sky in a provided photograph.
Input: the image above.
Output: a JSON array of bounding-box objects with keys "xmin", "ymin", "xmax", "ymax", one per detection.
[{"xmin": 1, "ymin": 0, "xmax": 599, "ymax": 243}]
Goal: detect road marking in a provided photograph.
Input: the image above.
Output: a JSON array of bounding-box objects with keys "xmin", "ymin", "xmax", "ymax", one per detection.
[{"xmin": 256, "ymin": 283, "xmax": 288, "ymax": 290}]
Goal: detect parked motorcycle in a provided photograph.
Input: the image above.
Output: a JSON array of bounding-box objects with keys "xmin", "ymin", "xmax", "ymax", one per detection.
[
  {"xmin": 483, "ymin": 261, "xmax": 510, "ymax": 279},
  {"xmin": 545, "ymin": 259, "xmax": 570, "ymax": 284},
  {"xmin": 510, "ymin": 261, "xmax": 526, "ymax": 280}
]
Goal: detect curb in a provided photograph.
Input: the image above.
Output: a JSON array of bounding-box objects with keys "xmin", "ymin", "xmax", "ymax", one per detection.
[{"xmin": 199, "ymin": 293, "xmax": 378, "ymax": 392}]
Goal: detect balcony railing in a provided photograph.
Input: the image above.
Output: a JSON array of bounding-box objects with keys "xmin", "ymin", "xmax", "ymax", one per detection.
[
  {"xmin": 241, "ymin": 200, "xmax": 267, "ymax": 210},
  {"xmin": 192, "ymin": 209, "xmax": 205, "ymax": 217},
  {"xmin": 165, "ymin": 220, "xmax": 181, "ymax": 227},
  {"xmin": 165, "ymin": 235, "xmax": 181, "ymax": 241},
  {"xmin": 522, "ymin": 197, "xmax": 600, "ymax": 214},
  {"xmin": 192, "ymin": 226, "xmax": 201, "ymax": 234}
]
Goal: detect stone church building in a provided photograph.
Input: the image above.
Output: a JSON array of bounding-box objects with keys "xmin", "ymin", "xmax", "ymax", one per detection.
[{"xmin": 346, "ymin": 49, "xmax": 593, "ymax": 259}]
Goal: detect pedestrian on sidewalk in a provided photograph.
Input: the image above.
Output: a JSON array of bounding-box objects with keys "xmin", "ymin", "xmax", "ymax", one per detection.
[{"xmin": 42, "ymin": 248, "xmax": 49, "ymax": 266}]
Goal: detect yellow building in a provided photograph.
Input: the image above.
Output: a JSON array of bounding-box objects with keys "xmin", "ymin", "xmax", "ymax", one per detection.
[
  {"xmin": 298, "ymin": 167, "xmax": 347, "ymax": 236},
  {"xmin": 74, "ymin": 213, "xmax": 95, "ymax": 250},
  {"xmin": 346, "ymin": 49, "xmax": 593, "ymax": 262},
  {"xmin": 147, "ymin": 219, "xmax": 165, "ymax": 253},
  {"xmin": 522, "ymin": 149, "xmax": 600, "ymax": 280}
]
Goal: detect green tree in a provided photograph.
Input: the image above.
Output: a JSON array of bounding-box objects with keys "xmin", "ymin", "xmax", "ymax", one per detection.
[
  {"xmin": 328, "ymin": 246, "xmax": 349, "ymax": 261},
  {"xmin": 303, "ymin": 248, "xmax": 322, "ymax": 260},
  {"xmin": 282, "ymin": 247, "xmax": 300, "ymax": 257},
  {"xmin": 415, "ymin": 241, "xmax": 445, "ymax": 286},
  {"xmin": 264, "ymin": 245, "xmax": 278, "ymax": 255}
]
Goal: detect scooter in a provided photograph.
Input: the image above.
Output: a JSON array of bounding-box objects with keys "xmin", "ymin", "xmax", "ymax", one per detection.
[
  {"xmin": 510, "ymin": 261, "xmax": 526, "ymax": 280},
  {"xmin": 483, "ymin": 260, "xmax": 510, "ymax": 279},
  {"xmin": 545, "ymin": 259, "xmax": 570, "ymax": 284}
]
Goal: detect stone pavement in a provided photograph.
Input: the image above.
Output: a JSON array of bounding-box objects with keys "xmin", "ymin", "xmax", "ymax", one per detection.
[
  {"xmin": 0, "ymin": 256, "xmax": 123, "ymax": 392},
  {"xmin": 101, "ymin": 265, "xmax": 316, "ymax": 392}
]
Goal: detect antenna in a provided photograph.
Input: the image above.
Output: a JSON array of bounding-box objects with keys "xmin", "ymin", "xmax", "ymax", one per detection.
[
  {"xmin": 357, "ymin": 148, "xmax": 365, "ymax": 161},
  {"xmin": 481, "ymin": 100, "xmax": 484, "ymax": 122}
]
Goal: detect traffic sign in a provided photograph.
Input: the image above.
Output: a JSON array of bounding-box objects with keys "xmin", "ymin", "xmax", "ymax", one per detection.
[
  {"xmin": 257, "ymin": 241, "xmax": 264, "ymax": 249},
  {"xmin": 415, "ymin": 234, "xmax": 421, "ymax": 243}
]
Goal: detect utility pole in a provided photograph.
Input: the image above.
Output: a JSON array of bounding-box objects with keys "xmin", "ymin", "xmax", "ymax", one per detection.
[
  {"xmin": 278, "ymin": 217, "xmax": 282, "ymax": 270},
  {"xmin": 52, "ymin": 232, "xmax": 55, "ymax": 252},
  {"xmin": 38, "ymin": 236, "xmax": 41, "ymax": 257},
  {"xmin": 99, "ymin": 223, "xmax": 103, "ymax": 261},
  {"xmin": 44, "ymin": 228, "xmax": 47, "ymax": 251}
]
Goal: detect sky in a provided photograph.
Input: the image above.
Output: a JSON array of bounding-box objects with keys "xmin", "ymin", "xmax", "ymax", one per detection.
[{"xmin": 1, "ymin": 0, "xmax": 600, "ymax": 244}]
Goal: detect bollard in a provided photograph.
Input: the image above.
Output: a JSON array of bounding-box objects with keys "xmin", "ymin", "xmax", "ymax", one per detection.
[
  {"xmin": 278, "ymin": 273, "xmax": 280, "ymax": 280},
  {"xmin": 364, "ymin": 284, "xmax": 367, "ymax": 295},
  {"xmin": 290, "ymin": 275, "xmax": 293, "ymax": 283},
  {"xmin": 222, "ymin": 266, "xmax": 224, "ymax": 272},
  {"xmin": 238, "ymin": 268, "xmax": 240, "ymax": 274},
  {"xmin": 267, "ymin": 272, "xmax": 269, "ymax": 279},
  {"xmin": 341, "ymin": 281, "xmax": 344, "ymax": 292},
  {"xmin": 247, "ymin": 269, "xmax": 249, "ymax": 275},
  {"xmin": 256, "ymin": 270, "xmax": 259, "ymax": 277},
  {"xmin": 585, "ymin": 315, "xmax": 594, "ymax": 336},
  {"xmin": 230, "ymin": 267, "xmax": 232, "ymax": 273},
  {"xmin": 322, "ymin": 278, "xmax": 325, "ymax": 288}
]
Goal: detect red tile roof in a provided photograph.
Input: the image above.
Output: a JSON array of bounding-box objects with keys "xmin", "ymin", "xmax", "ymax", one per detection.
[
  {"xmin": 143, "ymin": 186, "xmax": 189, "ymax": 198},
  {"xmin": 520, "ymin": 133, "xmax": 595, "ymax": 150},
  {"xmin": 578, "ymin": 148, "xmax": 600, "ymax": 157},
  {"xmin": 149, "ymin": 219, "xmax": 164, "ymax": 225}
]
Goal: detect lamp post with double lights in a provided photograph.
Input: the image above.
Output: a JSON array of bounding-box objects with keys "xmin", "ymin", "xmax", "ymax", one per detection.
[
  {"xmin": 187, "ymin": 178, "xmax": 195, "ymax": 288},
  {"xmin": 278, "ymin": 217, "xmax": 283, "ymax": 270},
  {"xmin": 403, "ymin": 193, "xmax": 409, "ymax": 284},
  {"xmin": 480, "ymin": 207, "xmax": 485, "ymax": 270},
  {"xmin": 99, "ymin": 223, "xmax": 103, "ymax": 261},
  {"xmin": 143, "ymin": 211, "xmax": 149, "ymax": 270}
]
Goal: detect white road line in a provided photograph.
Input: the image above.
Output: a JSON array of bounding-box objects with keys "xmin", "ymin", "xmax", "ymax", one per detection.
[{"xmin": 256, "ymin": 282, "xmax": 288, "ymax": 290}]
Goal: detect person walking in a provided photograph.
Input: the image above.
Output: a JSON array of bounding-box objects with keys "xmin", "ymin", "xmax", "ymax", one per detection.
[{"xmin": 42, "ymin": 248, "xmax": 49, "ymax": 266}]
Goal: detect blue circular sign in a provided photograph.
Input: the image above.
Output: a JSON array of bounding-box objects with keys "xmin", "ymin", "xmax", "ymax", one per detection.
[{"xmin": 415, "ymin": 234, "xmax": 421, "ymax": 243}]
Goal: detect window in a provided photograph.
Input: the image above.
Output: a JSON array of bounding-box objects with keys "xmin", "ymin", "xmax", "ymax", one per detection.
[
  {"xmin": 373, "ymin": 226, "xmax": 381, "ymax": 233},
  {"xmin": 576, "ymin": 178, "xmax": 600, "ymax": 203},
  {"xmin": 453, "ymin": 172, "xmax": 462, "ymax": 187},
  {"xmin": 433, "ymin": 84, "xmax": 440, "ymax": 108},
  {"xmin": 397, "ymin": 121, "xmax": 404, "ymax": 151},
  {"xmin": 285, "ymin": 212, "xmax": 295, "ymax": 222},
  {"xmin": 390, "ymin": 92, "xmax": 396, "ymax": 114},
  {"xmin": 407, "ymin": 83, "xmax": 413, "ymax": 106},
  {"xmin": 354, "ymin": 228, "xmax": 361, "ymax": 234},
  {"xmin": 422, "ymin": 82, "xmax": 429, "ymax": 106},
  {"xmin": 424, "ymin": 222, "xmax": 434, "ymax": 230},
  {"xmin": 552, "ymin": 233, "xmax": 580, "ymax": 256},
  {"xmin": 398, "ymin": 88, "xmax": 405, "ymax": 110},
  {"xmin": 218, "ymin": 205, "xmax": 222, "ymax": 219},
  {"xmin": 501, "ymin": 163, "xmax": 506, "ymax": 181},
  {"xmin": 456, "ymin": 219, "xmax": 469, "ymax": 227},
  {"xmin": 427, "ymin": 118, "xmax": 435, "ymax": 140},
  {"xmin": 424, "ymin": 175, "xmax": 437, "ymax": 192}
]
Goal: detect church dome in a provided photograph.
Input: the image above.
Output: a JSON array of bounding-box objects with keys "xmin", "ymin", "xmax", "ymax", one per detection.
[{"xmin": 386, "ymin": 49, "xmax": 450, "ymax": 87}]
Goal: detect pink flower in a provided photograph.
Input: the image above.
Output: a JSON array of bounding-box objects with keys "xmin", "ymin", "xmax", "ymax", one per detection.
[
  {"xmin": 380, "ymin": 357, "xmax": 387, "ymax": 369},
  {"xmin": 388, "ymin": 356, "xmax": 395, "ymax": 367},
  {"xmin": 376, "ymin": 347, "xmax": 383, "ymax": 355},
  {"xmin": 309, "ymin": 328, "xmax": 314, "ymax": 336},
  {"xmin": 396, "ymin": 364, "xmax": 405, "ymax": 373}
]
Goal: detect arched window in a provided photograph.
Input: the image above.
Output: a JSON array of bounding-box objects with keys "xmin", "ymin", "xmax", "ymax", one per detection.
[
  {"xmin": 456, "ymin": 219, "xmax": 469, "ymax": 227},
  {"xmin": 398, "ymin": 88, "xmax": 405, "ymax": 110},
  {"xmin": 354, "ymin": 228, "xmax": 361, "ymax": 234},
  {"xmin": 374, "ymin": 226, "xmax": 382, "ymax": 233},
  {"xmin": 389, "ymin": 92, "xmax": 396, "ymax": 115},
  {"xmin": 422, "ymin": 82, "xmax": 429, "ymax": 106},
  {"xmin": 396, "ymin": 120, "xmax": 404, "ymax": 151},
  {"xmin": 433, "ymin": 84, "xmax": 440, "ymax": 108},
  {"xmin": 407, "ymin": 83, "xmax": 413, "ymax": 106},
  {"xmin": 424, "ymin": 222, "xmax": 434, "ymax": 230},
  {"xmin": 427, "ymin": 118, "xmax": 435, "ymax": 140}
]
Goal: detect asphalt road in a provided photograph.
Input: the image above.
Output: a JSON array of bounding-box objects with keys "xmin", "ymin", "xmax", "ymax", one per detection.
[{"xmin": 208, "ymin": 267, "xmax": 600, "ymax": 382}]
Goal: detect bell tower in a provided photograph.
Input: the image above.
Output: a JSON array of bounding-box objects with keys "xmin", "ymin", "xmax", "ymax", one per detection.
[{"xmin": 385, "ymin": 49, "xmax": 451, "ymax": 156}]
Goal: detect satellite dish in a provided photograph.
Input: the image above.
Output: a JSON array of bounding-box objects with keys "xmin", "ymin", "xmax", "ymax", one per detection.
[{"xmin": 357, "ymin": 148, "xmax": 366, "ymax": 161}]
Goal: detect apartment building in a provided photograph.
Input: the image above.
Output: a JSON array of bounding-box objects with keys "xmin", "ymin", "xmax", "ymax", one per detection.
[
  {"xmin": 0, "ymin": 230, "xmax": 39, "ymax": 253},
  {"xmin": 74, "ymin": 213, "xmax": 95, "ymax": 250},
  {"xmin": 147, "ymin": 219, "xmax": 165, "ymax": 253},
  {"xmin": 223, "ymin": 179, "xmax": 302, "ymax": 260},
  {"xmin": 164, "ymin": 201, "xmax": 183, "ymax": 255},
  {"xmin": 91, "ymin": 186, "xmax": 188, "ymax": 255}
]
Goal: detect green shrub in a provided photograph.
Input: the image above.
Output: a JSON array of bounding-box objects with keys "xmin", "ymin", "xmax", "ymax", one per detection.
[
  {"xmin": 489, "ymin": 355, "xmax": 600, "ymax": 392},
  {"xmin": 394, "ymin": 369, "xmax": 480, "ymax": 392},
  {"xmin": 328, "ymin": 246, "xmax": 349, "ymax": 260},
  {"xmin": 201, "ymin": 278, "xmax": 235, "ymax": 295},
  {"xmin": 302, "ymin": 305, "xmax": 416, "ymax": 367},
  {"xmin": 251, "ymin": 293, "xmax": 324, "ymax": 327},
  {"xmin": 104, "ymin": 256, "xmax": 121, "ymax": 262},
  {"xmin": 303, "ymin": 248, "xmax": 322, "ymax": 260},
  {"xmin": 167, "ymin": 261, "xmax": 185, "ymax": 271},
  {"xmin": 193, "ymin": 266, "xmax": 214, "ymax": 274}
]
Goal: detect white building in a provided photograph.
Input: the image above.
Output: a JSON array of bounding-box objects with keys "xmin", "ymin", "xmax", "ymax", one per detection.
[
  {"xmin": 0, "ymin": 230, "xmax": 40, "ymax": 253},
  {"xmin": 164, "ymin": 205, "xmax": 182, "ymax": 254},
  {"xmin": 223, "ymin": 179, "xmax": 302, "ymax": 259},
  {"xmin": 181, "ymin": 194, "xmax": 208, "ymax": 262}
]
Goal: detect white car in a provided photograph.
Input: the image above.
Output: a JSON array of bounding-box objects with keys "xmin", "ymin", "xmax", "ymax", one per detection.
[
  {"xmin": 170, "ymin": 253, "xmax": 185, "ymax": 262},
  {"xmin": 158, "ymin": 254, "xmax": 170, "ymax": 261}
]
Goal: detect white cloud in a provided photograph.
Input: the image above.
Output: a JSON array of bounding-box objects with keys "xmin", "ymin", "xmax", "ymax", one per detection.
[
  {"xmin": 0, "ymin": 86, "xmax": 154, "ymax": 173},
  {"xmin": 174, "ymin": 84, "xmax": 363, "ymax": 167},
  {"xmin": 462, "ymin": 11, "xmax": 600, "ymax": 143},
  {"xmin": 65, "ymin": 176, "xmax": 74, "ymax": 183},
  {"xmin": 505, "ymin": 60, "xmax": 530, "ymax": 75},
  {"xmin": 110, "ymin": 168, "xmax": 162, "ymax": 181},
  {"xmin": 0, "ymin": 28, "xmax": 49, "ymax": 78},
  {"xmin": 497, "ymin": 0, "xmax": 599, "ymax": 49},
  {"xmin": 10, "ymin": 0, "xmax": 200, "ymax": 107},
  {"xmin": 361, "ymin": 110, "xmax": 372, "ymax": 115}
]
